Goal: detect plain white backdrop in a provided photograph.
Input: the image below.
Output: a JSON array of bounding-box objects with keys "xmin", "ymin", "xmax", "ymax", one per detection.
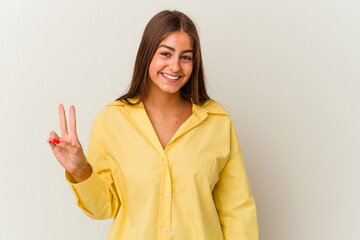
[{"xmin": 1, "ymin": 0, "xmax": 359, "ymax": 239}]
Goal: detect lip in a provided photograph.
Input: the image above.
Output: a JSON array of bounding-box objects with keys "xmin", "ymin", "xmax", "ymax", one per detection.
[
  {"xmin": 160, "ymin": 73, "xmax": 182, "ymax": 83},
  {"xmin": 161, "ymin": 72, "xmax": 182, "ymax": 77}
]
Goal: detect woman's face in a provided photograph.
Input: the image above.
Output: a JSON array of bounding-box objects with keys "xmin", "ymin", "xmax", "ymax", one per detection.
[{"xmin": 148, "ymin": 31, "xmax": 194, "ymax": 96}]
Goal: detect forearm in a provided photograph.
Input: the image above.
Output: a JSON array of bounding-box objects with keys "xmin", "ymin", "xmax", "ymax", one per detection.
[{"xmin": 65, "ymin": 163, "xmax": 120, "ymax": 219}]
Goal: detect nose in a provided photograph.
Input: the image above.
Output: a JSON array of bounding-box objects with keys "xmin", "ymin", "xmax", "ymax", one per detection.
[{"xmin": 169, "ymin": 57, "xmax": 181, "ymax": 72}]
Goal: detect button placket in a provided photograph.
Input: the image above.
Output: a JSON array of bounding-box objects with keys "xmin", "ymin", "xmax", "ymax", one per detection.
[{"xmin": 158, "ymin": 156, "xmax": 172, "ymax": 239}]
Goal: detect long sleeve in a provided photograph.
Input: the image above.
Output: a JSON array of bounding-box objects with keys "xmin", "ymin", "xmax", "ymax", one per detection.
[
  {"xmin": 212, "ymin": 121, "xmax": 259, "ymax": 240},
  {"xmin": 61, "ymin": 99, "xmax": 257, "ymax": 239},
  {"xmin": 65, "ymin": 114, "xmax": 121, "ymax": 220}
]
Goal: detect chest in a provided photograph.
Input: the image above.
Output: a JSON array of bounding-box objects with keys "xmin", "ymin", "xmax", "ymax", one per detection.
[{"xmin": 147, "ymin": 111, "xmax": 192, "ymax": 150}]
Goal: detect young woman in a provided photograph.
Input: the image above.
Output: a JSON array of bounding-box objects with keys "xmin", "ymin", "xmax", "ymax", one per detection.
[{"xmin": 48, "ymin": 10, "xmax": 259, "ymax": 240}]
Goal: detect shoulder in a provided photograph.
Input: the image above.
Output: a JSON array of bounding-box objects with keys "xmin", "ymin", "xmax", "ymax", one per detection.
[
  {"xmin": 192, "ymin": 99, "xmax": 235, "ymax": 128},
  {"xmin": 105, "ymin": 98, "xmax": 137, "ymax": 107},
  {"xmin": 90, "ymin": 99, "xmax": 132, "ymax": 123},
  {"xmin": 104, "ymin": 98, "xmax": 229, "ymax": 114},
  {"xmin": 98, "ymin": 98, "xmax": 232, "ymax": 121},
  {"xmin": 102, "ymin": 98, "xmax": 139, "ymax": 113},
  {"xmin": 197, "ymin": 99, "xmax": 230, "ymax": 117}
]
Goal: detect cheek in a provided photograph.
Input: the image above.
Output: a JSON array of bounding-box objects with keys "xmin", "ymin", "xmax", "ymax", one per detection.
[
  {"xmin": 149, "ymin": 57, "xmax": 166, "ymax": 72},
  {"xmin": 184, "ymin": 64, "xmax": 194, "ymax": 76}
]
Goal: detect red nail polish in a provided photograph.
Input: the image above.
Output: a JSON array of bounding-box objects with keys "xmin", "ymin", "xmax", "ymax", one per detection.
[
  {"xmin": 53, "ymin": 139, "xmax": 60, "ymax": 144},
  {"xmin": 48, "ymin": 140, "xmax": 52, "ymax": 144}
]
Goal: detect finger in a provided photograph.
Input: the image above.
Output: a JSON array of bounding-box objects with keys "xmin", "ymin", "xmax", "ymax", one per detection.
[
  {"xmin": 48, "ymin": 131, "xmax": 60, "ymax": 150},
  {"xmin": 50, "ymin": 137, "xmax": 78, "ymax": 154},
  {"xmin": 47, "ymin": 138, "xmax": 56, "ymax": 150},
  {"xmin": 59, "ymin": 104, "xmax": 68, "ymax": 135},
  {"xmin": 49, "ymin": 131, "xmax": 60, "ymax": 139},
  {"xmin": 69, "ymin": 105, "xmax": 77, "ymax": 135}
]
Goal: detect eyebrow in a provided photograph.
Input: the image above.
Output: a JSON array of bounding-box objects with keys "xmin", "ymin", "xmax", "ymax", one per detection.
[{"xmin": 158, "ymin": 44, "xmax": 195, "ymax": 54}]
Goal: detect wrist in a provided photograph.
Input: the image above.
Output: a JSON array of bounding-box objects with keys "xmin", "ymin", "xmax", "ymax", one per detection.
[{"xmin": 71, "ymin": 163, "xmax": 92, "ymax": 183}]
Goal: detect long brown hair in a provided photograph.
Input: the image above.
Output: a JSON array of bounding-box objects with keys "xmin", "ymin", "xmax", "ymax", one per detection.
[{"xmin": 116, "ymin": 10, "xmax": 210, "ymax": 105}]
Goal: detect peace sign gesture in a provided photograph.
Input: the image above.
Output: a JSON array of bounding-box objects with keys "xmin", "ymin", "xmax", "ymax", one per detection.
[{"xmin": 47, "ymin": 104, "xmax": 92, "ymax": 183}]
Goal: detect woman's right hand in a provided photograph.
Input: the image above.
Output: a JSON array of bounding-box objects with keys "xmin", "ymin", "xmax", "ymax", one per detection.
[{"xmin": 47, "ymin": 104, "xmax": 92, "ymax": 183}]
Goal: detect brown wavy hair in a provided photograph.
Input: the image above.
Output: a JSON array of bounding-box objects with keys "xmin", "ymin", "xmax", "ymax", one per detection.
[{"xmin": 115, "ymin": 10, "xmax": 210, "ymax": 105}]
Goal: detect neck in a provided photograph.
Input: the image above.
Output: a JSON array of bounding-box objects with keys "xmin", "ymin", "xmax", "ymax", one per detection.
[{"xmin": 143, "ymin": 91, "xmax": 191, "ymax": 116}]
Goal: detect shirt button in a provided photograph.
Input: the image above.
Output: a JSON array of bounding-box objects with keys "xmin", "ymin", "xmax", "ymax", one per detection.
[
  {"xmin": 163, "ymin": 227, "xmax": 167, "ymax": 232},
  {"xmin": 164, "ymin": 193, "xmax": 168, "ymax": 197}
]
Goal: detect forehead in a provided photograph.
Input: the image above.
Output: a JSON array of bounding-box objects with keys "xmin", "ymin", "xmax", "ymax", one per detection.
[{"xmin": 158, "ymin": 31, "xmax": 193, "ymax": 50}]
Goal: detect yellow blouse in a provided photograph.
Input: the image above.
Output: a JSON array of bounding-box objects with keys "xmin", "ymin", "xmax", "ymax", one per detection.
[{"xmin": 65, "ymin": 97, "xmax": 259, "ymax": 240}]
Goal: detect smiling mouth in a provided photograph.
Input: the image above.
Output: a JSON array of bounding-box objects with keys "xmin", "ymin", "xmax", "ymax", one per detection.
[{"xmin": 161, "ymin": 73, "xmax": 181, "ymax": 80}]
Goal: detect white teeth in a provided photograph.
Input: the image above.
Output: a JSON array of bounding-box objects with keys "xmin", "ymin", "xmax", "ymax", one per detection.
[{"xmin": 162, "ymin": 73, "xmax": 180, "ymax": 80}]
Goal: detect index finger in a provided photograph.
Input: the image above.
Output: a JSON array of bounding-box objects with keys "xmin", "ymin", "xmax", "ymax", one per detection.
[
  {"xmin": 69, "ymin": 105, "xmax": 77, "ymax": 135},
  {"xmin": 59, "ymin": 104, "xmax": 68, "ymax": 135}
]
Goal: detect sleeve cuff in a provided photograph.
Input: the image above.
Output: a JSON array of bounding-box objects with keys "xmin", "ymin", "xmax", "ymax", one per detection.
[{"xmin": 65, "ymin": 163, "xmax": 106, "ymax": 200}]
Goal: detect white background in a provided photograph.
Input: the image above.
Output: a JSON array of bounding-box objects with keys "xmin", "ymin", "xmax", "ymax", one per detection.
[{"xmin": 1, "ymin": 0, "xmax": 359, "ymax": 239}]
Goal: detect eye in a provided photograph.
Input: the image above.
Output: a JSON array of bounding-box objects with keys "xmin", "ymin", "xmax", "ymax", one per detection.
[
  {"xmin": 160, "ymin": 52, "xmax": 170, "ymax": 57},
  {"xmin": 181, "ymin": 56, "xmax": 192, "ymax": 61}
]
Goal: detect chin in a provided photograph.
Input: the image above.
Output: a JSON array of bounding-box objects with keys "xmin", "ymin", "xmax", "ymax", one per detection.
[{"xmin": 159, "ymin": 87, "xmax": 182, "ymax": 95}]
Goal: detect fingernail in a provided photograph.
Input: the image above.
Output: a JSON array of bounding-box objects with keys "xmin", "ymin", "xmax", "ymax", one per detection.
[
  {"xmin": 53, "ymin": 139, "xmax": 60, "ymax": 144},
  {"xmin": 48, "ymin": 140, "xmax": 53, "ymax": 144}
]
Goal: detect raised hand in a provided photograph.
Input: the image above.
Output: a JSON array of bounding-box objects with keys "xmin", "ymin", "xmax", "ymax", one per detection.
[{"xmin": 47, "ymin": 104, "xmax": 92, "ymax": 183}]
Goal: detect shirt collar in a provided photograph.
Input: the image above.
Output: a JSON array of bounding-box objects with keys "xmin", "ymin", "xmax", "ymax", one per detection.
[
  {"xmin": 105, "ymin": 97, "xmax": 229, "ymax": 116},
  {"xmin": 105, "ymin": 97, "xmax": 228, "ymax": 155}
]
